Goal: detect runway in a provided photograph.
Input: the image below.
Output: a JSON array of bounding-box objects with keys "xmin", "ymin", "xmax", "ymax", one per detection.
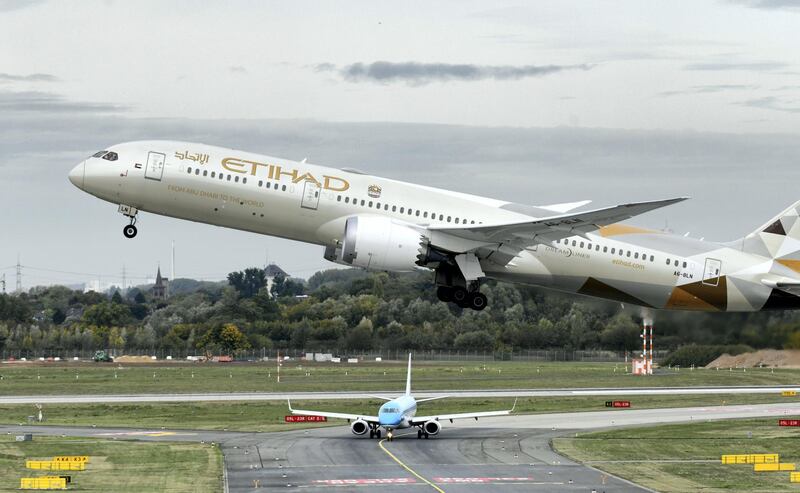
[
  {"xmin": 3, "ymin": 402, "xmax": 799, "ymax": 492},
  {"xmin": 2, "ymin": 385, "xmax": 799, "ymax": 404}
]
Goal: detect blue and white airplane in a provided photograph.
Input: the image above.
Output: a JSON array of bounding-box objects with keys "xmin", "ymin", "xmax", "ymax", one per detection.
[{"xmin": 288, "ymin": 354, "xmax": 516, "ymax": 441}]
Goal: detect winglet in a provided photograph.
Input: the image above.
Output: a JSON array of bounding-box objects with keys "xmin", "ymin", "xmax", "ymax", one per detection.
[
  {"xmin": 405, "ymin": 353, "xmax": 412, "ymax": 396},
  {"xmin": 510, "ymin": 397, "xmax": 518, "ymax": 413},
  {"xmin": 287, "ymin": 399, "xmax": 294, "ymax": 412}
]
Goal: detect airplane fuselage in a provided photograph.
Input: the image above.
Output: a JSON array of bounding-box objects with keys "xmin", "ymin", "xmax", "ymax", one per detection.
[{"xmin": 69, "ymin": 140, "xmax": 800, "ymax": 312}]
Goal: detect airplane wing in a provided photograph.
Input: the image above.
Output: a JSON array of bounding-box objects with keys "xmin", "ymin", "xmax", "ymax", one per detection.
[
  {"xmin": 287, "ymin": 400, "xmax": 379, "ymax": 423},
  {"xmin": 410, "ymin": 399, "xmax": 516, "ymax": 425},
  {"xmin": 427, "ymin": 197, "xmax": 687, "ymax": 266},
  {"xmin": 430, "ymin": 197, "xmax": 687, "ymax": 244}
]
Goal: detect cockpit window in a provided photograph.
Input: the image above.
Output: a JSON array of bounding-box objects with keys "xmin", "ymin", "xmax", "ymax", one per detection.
[
  {"xmin": 102, "ymin": 151, "xmax": 118, "ymax": 161},
  {"xmin": 92, "ymin": 150, "xmax": 107, "ymax": 158}
]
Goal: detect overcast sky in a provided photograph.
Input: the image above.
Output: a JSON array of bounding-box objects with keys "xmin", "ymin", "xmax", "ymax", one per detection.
[{"xmin": 1, "ymin": 0, "xmax": 800, "ymax": 289}]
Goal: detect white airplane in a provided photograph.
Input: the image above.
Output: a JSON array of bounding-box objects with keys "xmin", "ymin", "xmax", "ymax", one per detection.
[
  {"xmin": 288, "ymin": 354, "xmax": 515, "ymax": 440},
  {"xmin": 69, "ymin": 141, "xmax": 800, "ymax": 312}
]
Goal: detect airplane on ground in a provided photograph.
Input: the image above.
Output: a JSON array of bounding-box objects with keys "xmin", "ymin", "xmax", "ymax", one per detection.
[
  {"xmin": 69, "ymin": 141, "xmax": 800, "ymax": 312},
  {"xmin": 288, "ymin": 354, "xmax": 515, "ymax": 440}
]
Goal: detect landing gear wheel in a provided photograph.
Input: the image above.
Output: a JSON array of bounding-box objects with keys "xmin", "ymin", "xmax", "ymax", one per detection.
[
  {"xmin": 417, "ymin": 429, "xmax": 422, "ymax": 439},
  {"xmin": 468, "ymin": 292, "xmax": 488, "ymax": 311},
  {"xmin": 436, "ymin": 286, "xmax": 453, "ymax": 302},
  {"xmin": 369, "ymin": 430, "xmax": 375, "ymax": 439},
  {"xmin": 375, "ymin": 430, "xmax": 381, "ymax": 439},
  {"xmin": 452, "ymin": 287, "xmax": 469, "ymax": 307},
  {"xmin": 123, "ymin": 224, "xmax": 138, "ymax": 238}
]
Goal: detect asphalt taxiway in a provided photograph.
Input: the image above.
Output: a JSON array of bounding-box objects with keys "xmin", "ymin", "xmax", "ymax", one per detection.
[
  {"xmin": 4, "ymin": 402, "xmax": 799, "ymax": 492},
  {"xmin": 2, "ymin": 385, "xmax": 799, "ymax": 404}
]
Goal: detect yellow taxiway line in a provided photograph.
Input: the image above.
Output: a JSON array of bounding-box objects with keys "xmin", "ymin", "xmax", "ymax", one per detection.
[{"xmin": 378, "ymin": 436, "xmax": 445, "ymax": 493}]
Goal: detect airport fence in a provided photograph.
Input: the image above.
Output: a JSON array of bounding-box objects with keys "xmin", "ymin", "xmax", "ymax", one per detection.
[{"xmin": 1, "ymin": 347, "xmax": 669, "ymax": 363}]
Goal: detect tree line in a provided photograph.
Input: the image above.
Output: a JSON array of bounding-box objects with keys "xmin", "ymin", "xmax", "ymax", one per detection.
[{"xmin": 2, "ymin": 266, "xmax": 800, "ymax": 356}]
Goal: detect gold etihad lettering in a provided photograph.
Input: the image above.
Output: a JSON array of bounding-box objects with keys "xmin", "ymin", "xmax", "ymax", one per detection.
[{"xmin": 221, "ymin": 157, "xmax": 349, "ymax": 191}]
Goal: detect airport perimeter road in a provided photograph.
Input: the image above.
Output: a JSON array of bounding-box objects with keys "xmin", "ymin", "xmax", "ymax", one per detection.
[
  {"xmin": 2, "ymin": 385, "xmax": 800, "ymax": 404},
  {"xmin": 3, "ymin": 403, "xmax": 800, "ymax": 492}
]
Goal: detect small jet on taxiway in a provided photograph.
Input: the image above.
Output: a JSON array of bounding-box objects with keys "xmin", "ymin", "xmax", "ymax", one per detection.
[{"xmin": 288, "ymin": 354, "xmax": 515, "ymax": 441}]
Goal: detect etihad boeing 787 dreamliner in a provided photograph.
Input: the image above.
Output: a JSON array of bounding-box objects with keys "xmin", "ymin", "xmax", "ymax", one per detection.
[
  {"xmin": 69, "ymin": 141, "xmax": 800, "ymax": 312},
  {"xmin": 288, "ymin": 354, "xmax": 515, "ymax": 440}
]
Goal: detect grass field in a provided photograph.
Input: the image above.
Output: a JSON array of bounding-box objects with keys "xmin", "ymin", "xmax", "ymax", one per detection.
[
  {"xmin": 553, "ymin": 416, "xmax": 800, "ymax": 492},
  {"xmin": 0, "ymin": 434, "xmax": 221, "ymax": 493},
  {"xmin": 0, "ymin": 393, "xmax": 793, "ymax": 432},
  {"xmin": 0, "ymin": 361, "xmax": 796, "ymax": 395}
]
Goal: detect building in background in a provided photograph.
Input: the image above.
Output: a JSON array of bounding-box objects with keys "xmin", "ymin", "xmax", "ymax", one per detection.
[
  {"xmin": 265, "ymin": 263, "xmax": 288, "ymax": 297},
  {"xmin": 152, "ymin": 266, "xmax": 169, "ymax": 300}
]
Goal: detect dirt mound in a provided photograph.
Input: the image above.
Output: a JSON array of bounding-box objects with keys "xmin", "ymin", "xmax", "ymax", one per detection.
[
  {"xmin": 113, "ymin": 355, "xmax": 156, "ymax": 363},
  {"xmin": 707, "ymin": 349, "xmax": 800, "ymax": 368}
]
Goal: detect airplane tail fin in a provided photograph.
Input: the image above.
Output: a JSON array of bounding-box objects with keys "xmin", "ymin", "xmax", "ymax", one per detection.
[
  {"xmin": 739, "ymin": 200, "xmax": 800, "ymax": 265},
  {"xmin": 405, "ymin": 353, "xmax": 412, "ymax": 396}
]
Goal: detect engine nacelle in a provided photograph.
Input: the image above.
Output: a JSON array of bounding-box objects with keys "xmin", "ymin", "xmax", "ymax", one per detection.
[
  {"xmin": 423, "ymin": 420, "xmax": 441, "ymax": 436},
  {"xmin": 339, "ymin": 216, "xmax": 424, "ymax": 272},
  {"xmin": 351, "ymin": 419, "xmax": 369, "ymax": 435}
]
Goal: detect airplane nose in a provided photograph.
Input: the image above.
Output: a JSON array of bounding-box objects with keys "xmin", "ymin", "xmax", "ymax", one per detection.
[{"xmin": 69, "ymin": 161, "xmax": 85, "ymax": 189}]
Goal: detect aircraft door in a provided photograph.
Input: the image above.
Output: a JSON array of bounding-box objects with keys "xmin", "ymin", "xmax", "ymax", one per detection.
[
  {"xmin": 702, "ymin": 258, "xmax": 722, "ymax": 286},
  {"xmin": 145, "ymin": 152, "xmax": 166, "ymax": 181},
  {"xmin": 301, "ymin": 181, "xmax": 321, "ymax": 210}
]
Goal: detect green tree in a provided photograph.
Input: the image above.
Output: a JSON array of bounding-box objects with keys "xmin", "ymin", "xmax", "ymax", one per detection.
[
  {"xmin": 228, "ymin": 268, "xmax": 267, "ymax": 298},
  {"xmin": 81, "ymin": 302, "xmax": 132, "ymax": 327}
]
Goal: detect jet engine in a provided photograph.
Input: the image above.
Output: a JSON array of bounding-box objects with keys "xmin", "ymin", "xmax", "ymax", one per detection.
[
  {"xmin": 351, "ymin": 419, "xmax": 369, "ymax": 436},
  {"xmin": 337, "ymin": 216, "xmax": 425, "ymax": 272},
  {"xmin": 423, "ymin": 420, "xmax": 441, "ymax": 436}
]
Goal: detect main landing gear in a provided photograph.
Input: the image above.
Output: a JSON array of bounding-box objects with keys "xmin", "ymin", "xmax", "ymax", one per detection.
[
  {"xmin": 417, "ymin": 429, "xmax": 430, "ymax": 439},
  {"xmin": 432, "ymin": 253, "xmax": 488, "ymax": 311},
  {"xmin": 369, "ymin": 427, "xmax": 382, "ymax": 439},
  {"xmin": 436, "ymin": 285, "xmax": 487, "ymax": 311},
  {"xmin": 119, "ymin": 204, "xmax": 139, "ymax": 239}
]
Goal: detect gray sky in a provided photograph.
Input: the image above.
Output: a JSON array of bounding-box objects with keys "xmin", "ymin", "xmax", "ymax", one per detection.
[{"xmin": 1, "ymin": 0, "xmax": 800, "ymax": 289}]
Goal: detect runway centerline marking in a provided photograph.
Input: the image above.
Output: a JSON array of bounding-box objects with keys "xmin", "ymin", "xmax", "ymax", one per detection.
[{"xmin": 378, "ymin": 437, "xmax": 445, "ymax": 493}]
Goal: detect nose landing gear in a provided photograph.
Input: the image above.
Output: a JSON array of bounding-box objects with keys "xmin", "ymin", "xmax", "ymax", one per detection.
[{"xmin": 119, "ymin": 204, "xmax": 139, "ymax": 239}]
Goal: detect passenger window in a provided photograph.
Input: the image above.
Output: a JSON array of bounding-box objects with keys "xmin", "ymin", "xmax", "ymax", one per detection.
[
  {"xmin": 683, "ymin": 261, "xmax": 687, "ymax": 268},
  {"xmin": 235, "ymin": 176, "xmax": 240, "ymax": 183},
  {"xmin": 258, "ymin": 180, "xmax": 263, "ymax": 187},
  {"xmin": 423, "ymin": 212, "xmax": 428, "ymax": 218},
  {"xmin": 634, "ymin": 252, "xmax": 639, "ymax": 259},
  {"xmin": 187, "ymin": 167, "xmax": 192, "ymax": 174},
  {"xmin": 611, "ymin": 248, "xmax": 616, "ymax": 254},
  {"xmin": 274, "ymin": 183, "xmax": 278, "ymax": 189},
  {"xmin": 337, "ymin": 195, "xmax": 342, "ymax": 202},
  {"xmin": 203, "ymin": 170, "xmax": 208, "ymax": 177},
  {"xmin": 361, "ymin": 200, "xmax": 365, "ymax": 206},
  {"xmin": 603, "ymin": 246, "xmax": 608, "ymax": 252},
  {"xmin": 416, "ymin": 210, "xmax": 420, "ymax": 216},
  {"xmin": 345, "ymin": 197, "xmax": 350, "ymax": 203},
  {"xmin": 243, "ymin": 177, "xmax": 247, "ymax": 184},
  {"xmin": 471, "ymin": 220, "xmax": 475, "ymax": 224},
  {"xmin": 400, "ymin": 207, "xmax": 405, "ymax": 213},
  {"xmin": 408, "ymin": 209, "xmax": 413, "ymax": 215},
  {"xmin": 195, "ymin": 168, "xmax": 200, "ymax": 175},
  {"xmin": 650, "ymin": 255, "xmax": 654, "ymax": 262},
  {"xmin": 384, "ymin": 204, "xmax": 389, "ymax": 210},
  {"xmin": 220, "ymin": 173, "xmax": 224, "ymax": 180},
  {"xmin": 447, "ymin": 216, "xmax": 451, "ymax": 222},
  {"xmin": 455, "ymin": 218, "xmax": 460, "ymax": 224},
  {"xmin": 102, "ymin": 152, "xmax": 118, "ymax": 161},
  {"xmin": 227, "ymin": 175, "xmax": 231, "ymax": 181},
  {"xmin": 211, "ymin": 171, "xmax": 216, "ymax": 178},
  {"xmin": 368, "ymin": 201, "xmax": 373, "ymax": 207},
  {"xmin": 439, "ymin": 214, "xmax": 444, "ymax": 220},
  {"xmin": 580, "ymin": 242, "xmax": 584, "ymax": 248},
  {"xmin": 596, "ymin": 245, "xmax": 600, "ymax": 251},
  {"xmin": 666, "ymin": 258, "xmax": 670, "ymax": 265},
  {"xmin": 674, "ymin": 260, "xmax": 679, "ymax": 266},
  {"xmin": 392, "ymin": 205, "xmax": 397, "ymax": 212},
  {"xmin": 282, "ymin": 185, "xmax": 286, "ymax": 191},
  {"xmin": 572, "ymin": 240, "xmax": 576, "ymax": 247}
]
